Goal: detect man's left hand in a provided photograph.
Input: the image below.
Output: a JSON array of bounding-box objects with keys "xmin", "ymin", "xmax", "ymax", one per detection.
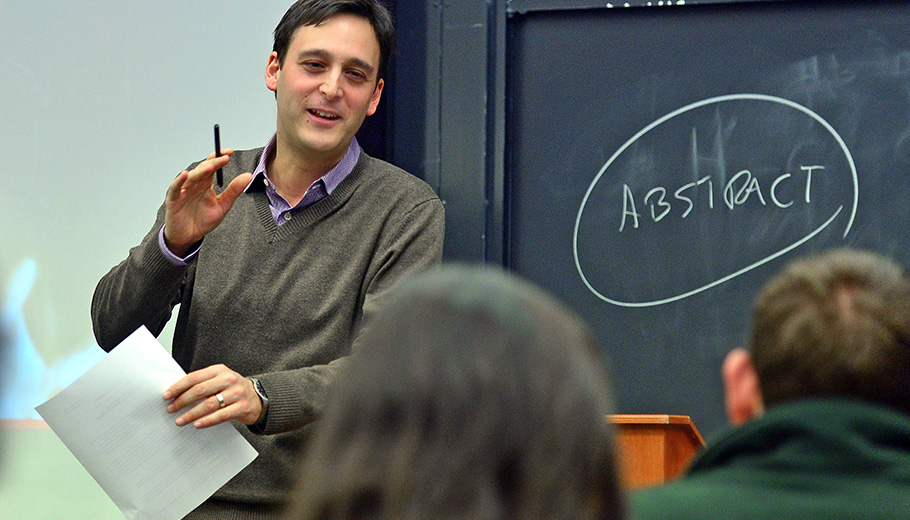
[{"xmin": 164, "ymin": 364, "xmax": 263, "ymax": 428}]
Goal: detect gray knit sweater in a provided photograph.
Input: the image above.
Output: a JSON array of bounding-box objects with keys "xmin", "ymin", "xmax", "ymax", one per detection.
[{"xmin": 92, "ymin": 148, "xmax": 445, "ymax": 519}]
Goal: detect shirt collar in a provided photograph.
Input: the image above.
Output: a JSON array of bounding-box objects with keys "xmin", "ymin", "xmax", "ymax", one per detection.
[{"xmin": 248, "ymin": 135, "xmax": 361, "ymax": 195}]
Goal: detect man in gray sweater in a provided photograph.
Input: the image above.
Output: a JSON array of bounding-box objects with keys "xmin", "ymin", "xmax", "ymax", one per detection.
[{"xmin": 91, "ymin": 1, "xmax": 444, "ymax": 518}]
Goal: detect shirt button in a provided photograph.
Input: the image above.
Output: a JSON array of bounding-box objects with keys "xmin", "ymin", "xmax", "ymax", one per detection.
[
  {"xmin": 263, "ymin": 179, "xmax": 270, "ymax": 187},
  {"xmin": 283, "ymin": 213, "xmax": 292, "ymax": 221}
]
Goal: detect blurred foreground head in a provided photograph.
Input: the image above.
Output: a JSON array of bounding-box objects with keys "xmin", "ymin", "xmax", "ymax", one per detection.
[
  {"xmin": 748, "ymin": 248, "xmax": 910, "ymax": 415},
  {"xmin": 287, "ymin": 265, "xmax": 623, "ymax": 520}
]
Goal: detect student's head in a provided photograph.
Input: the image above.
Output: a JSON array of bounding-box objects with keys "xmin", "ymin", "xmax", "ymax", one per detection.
[
  {"xmin": 267, "ymin": 0, "xmax": 391, "ymax": 166},
  {"xmin": 724, "ymin": 248, "xmax": 910, "ymax": 425},
  {"xmin": 285, "ymin": 265, "xmax": 623, "ymax": 520}
]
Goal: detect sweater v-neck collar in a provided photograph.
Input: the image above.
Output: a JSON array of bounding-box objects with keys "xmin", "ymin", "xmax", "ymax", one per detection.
[{"xmin": 253, "ymin": 153, "xmax": 368, "ymax": 242}]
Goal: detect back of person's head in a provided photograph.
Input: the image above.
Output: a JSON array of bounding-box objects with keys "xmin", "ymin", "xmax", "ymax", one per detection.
[
  {"xmin": 273, "ymin": 0, "xmax": 395, "ymax": 79},
  {"xmin": 749, "ymin": 248, "xmax": 910, "ymax": 414},
  {"xmin": 285, "ymin": 265, "xmax": 623, "ymax": 520}
]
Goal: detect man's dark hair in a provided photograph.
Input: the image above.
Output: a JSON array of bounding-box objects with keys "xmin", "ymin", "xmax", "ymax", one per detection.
[
  {"xmin": 273, "ymin": 0, "xmax": 395, "ymax": 81},
  {"xmin": 750, "ymin": 248, "xmax": 910, "ymax": 415}
]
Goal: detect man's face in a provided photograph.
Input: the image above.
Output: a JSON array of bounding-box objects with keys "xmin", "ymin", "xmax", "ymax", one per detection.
[{"xmin": 266, "ymin": 13, "xmax": 384, "ymax": 164}]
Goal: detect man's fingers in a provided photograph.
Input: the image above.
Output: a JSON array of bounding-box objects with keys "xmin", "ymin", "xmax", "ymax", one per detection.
[
  {"xmin": 206, "ymin": 147, "xmax": 235, "ymax": 161},
  {"xmin": 175, "ymin": 386, "xmax": 253, "ymax": 429},
  {"xmin": 172, "ymin": 152, "xmax": 233, "ymax": 197},
  {"xmin": 168, "ymin": 381, "xmax": 220, "ymax": 416},
  {"xmin": 218, "ymin": 172, "xmax": 254, "ymax": 209},
  {"xmin": 166, "ymin": 171, "xmax": 189, "ymax": 202},
  {"xmin": 166, "ymin": 383, "xmax": 212, "ymax": 414},
  {"xmin": 164, "ymin": 365, "xmax": 219, "ymax": 402},
  {"xmin": 176, "ymin": 394, "xmax": 227, "ymax": 427},
  {"xmin": 164, "ymin": 364, "xmax": 256, "ymax": 427},
  {"xmin": 167, "ymin": 149, "xmax": 235, "ymax": 203},
  {"xmin": 183, "ymin": 154, "xmax": 231, "ymax": 188},
  {"xmin": 167, "ymin": 370, "xmax": 260, "ymax": 428}
]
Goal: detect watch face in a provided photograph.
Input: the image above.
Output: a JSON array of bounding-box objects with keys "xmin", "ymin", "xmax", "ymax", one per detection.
[
  {"xmin": 253, "ymin": 379, "xmax": 268, "ymax": 406},
  {"xmin": 250, "ymin": 378, "xmax": 269, "ymax": 430}
]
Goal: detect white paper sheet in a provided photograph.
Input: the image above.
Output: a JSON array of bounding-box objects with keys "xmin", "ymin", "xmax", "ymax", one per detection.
[{"xmin": 36, "ymin": 326, "xmax": 258, "ymax": 520}]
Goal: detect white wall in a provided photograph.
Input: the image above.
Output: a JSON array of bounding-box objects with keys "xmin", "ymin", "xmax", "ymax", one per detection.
[{"xmin": 0, "ymin": 2, "xmax": 290, "ymax": 517}]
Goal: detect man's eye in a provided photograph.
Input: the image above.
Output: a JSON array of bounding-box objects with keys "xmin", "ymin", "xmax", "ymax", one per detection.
[
  {"xmin": 346, "ymin": 70, "xmax": 367, "ymax": 82},
  {"xmin": 303, "ymin": 61, "xmax": 326, "ymax": 71}
]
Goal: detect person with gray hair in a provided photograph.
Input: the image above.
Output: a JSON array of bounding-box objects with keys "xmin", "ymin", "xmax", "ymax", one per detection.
[
  {"xmin": 284, "ymin": 265, "xmax": 624, "ymax": 520},
  {"xmin": 632, "ymin": 248, "xmax": 910, "ymax": 519}
]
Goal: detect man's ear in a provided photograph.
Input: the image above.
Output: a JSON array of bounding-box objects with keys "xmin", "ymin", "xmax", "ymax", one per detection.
[
  {"xmin": 265, "ymin": 52, "xmax": 280, "ymax": 93},
  {"xmin": 365, "ymin": 77, "xmax": 384, "ymax": 117},
  {"xmin": 722, "ymin": 348, "xmax": 764, "ymax": 426}
]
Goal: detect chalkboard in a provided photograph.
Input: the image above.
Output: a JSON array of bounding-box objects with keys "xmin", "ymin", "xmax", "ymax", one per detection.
[{"xmin": 505, "ymin": 0, "xmax": 910, "ymax": 435}]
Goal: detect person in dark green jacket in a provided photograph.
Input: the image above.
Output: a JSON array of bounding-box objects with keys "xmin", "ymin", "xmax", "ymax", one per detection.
[{"xmin": 631, "ymin": 248, "xmax": 910, "ymax": 520}]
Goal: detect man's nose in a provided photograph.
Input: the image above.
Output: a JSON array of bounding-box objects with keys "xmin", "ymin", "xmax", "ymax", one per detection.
[{"xmin": 319, "ymin": 70, "xmax": 343, "ymax": 99}]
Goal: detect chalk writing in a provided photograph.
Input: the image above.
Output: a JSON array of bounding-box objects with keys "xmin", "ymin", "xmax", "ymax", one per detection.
[
  {"xmin": 619, "ymin": 165, "xmax": 826, "ymax": 231},
  {"xmin": 574, "ymin": 94, "xmax": 858, "ymax": 308}
]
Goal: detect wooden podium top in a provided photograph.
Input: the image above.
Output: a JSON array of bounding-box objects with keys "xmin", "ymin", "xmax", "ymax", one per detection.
[{"xmin": 607, "ymin": 414, "xmax": 706, "ymax": 490}]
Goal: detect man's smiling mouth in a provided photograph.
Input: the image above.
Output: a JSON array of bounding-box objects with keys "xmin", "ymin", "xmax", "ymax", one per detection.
[{"xmin": 309, "ymin": 109, "xmax": 340, "ymax": 120}]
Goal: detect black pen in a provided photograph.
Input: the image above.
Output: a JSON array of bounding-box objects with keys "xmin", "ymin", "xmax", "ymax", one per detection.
[{"xmin": 214, "ymin": 124, "xmax": 224, "ymax": 187}]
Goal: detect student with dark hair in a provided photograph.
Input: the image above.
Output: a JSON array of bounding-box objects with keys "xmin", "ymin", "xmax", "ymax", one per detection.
[
  {"xmin": 632, "ymin": 248, "xmax": 910, "ymax": 519},
  {"xmin": 285, "ymin": 266, "xmax": 625, "ymax": 520},
  {"xmin": 91, "ymin": 1, "xmax": 444, "ymax": 518}
]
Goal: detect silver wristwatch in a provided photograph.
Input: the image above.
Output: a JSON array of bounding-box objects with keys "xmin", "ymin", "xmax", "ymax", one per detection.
[{"xmin": 249, "ymin": 377, "xmax": 269, "ymax": 428}]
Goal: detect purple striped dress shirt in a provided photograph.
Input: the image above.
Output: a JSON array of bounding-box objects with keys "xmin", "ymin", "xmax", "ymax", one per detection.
[{"xmin": 158, "ymin": 135, "xmax": 362, "ymax": 265}]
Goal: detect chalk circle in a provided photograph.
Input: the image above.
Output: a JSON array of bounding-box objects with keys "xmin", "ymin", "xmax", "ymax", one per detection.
[{"xmin": 573, "ymin": 93, "xmax": 858, "ymax": 308}]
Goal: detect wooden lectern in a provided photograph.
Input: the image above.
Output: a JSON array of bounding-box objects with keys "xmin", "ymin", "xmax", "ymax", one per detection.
[{"xmin": 607, "ymin": 414, "xmax": 706, "ymax": 490}]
